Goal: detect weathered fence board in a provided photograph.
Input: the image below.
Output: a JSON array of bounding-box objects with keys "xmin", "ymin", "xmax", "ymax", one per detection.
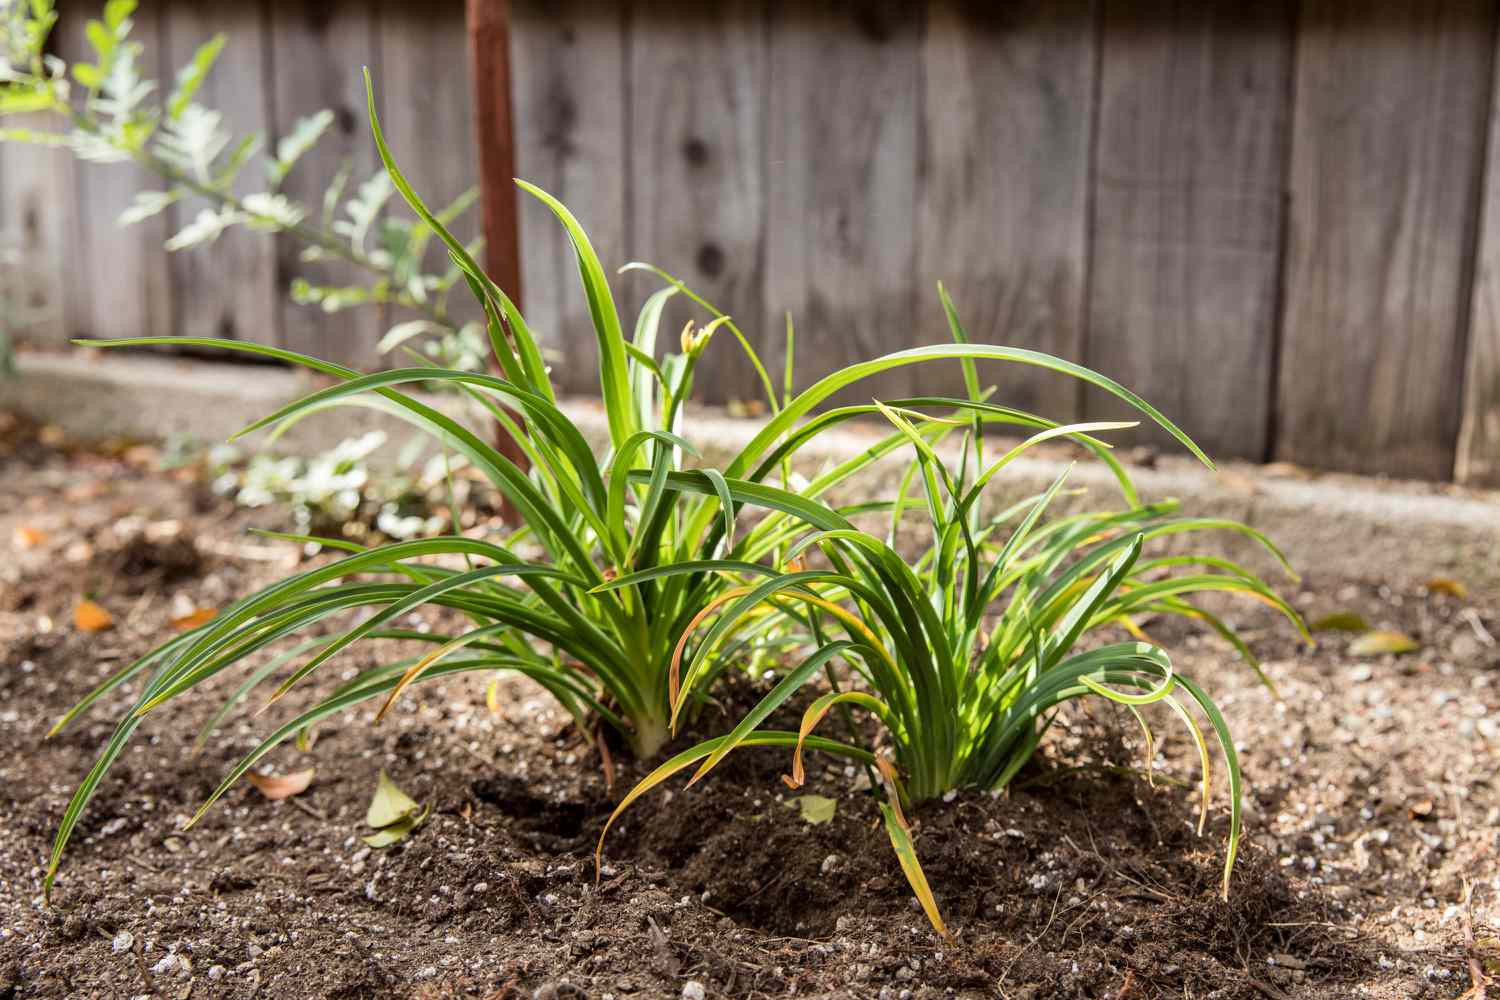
[
  {"xmin": 1459, "ymin": 25, "xmax": 1500, "ymax": 487},
  {"xmin": 374, "ymin": 0, "xmax": 483, "ymax": 334},
  {"xmin": 55, "ymin": 6, "xmax": 176, "ymax": 347},
  {"xmin": 1085, "ymin": 1, "xmax": 1293, "ymax": 458},
  {"xmin": 509, "ymin": 0, "xmax": 628, "ymax": 396},
  {"xmin": 162, "ymin": 2, "xmax": 280, "ymax": 347},
  {"xmin": 1277, "ymin": 0, "xmax": 1495, "ymax": 479},
  {"xmin": 10, "ymin": 0, "xmax": 1500, "ymax": 482},
  {"xmin": 267, "ymin": 0, "xmax": 384, "ymax": 367},
  {"xmin": 1461, "ymin": 262, "xmax": 1500, "ymax": 485},
  {"xmin": 915, "ymin": 0, "xmax": 1093, "ymax": 421},
  {"xmin": 0, "ymin": 114, "xmax": 74, "ymax": 346},
  {"xmin": 628, "ymin": 0, "xmax": 767, "ymax": 405},
  {"xmin": 765, "ymin": 1, "xmax": 919, "ymax": 405}
]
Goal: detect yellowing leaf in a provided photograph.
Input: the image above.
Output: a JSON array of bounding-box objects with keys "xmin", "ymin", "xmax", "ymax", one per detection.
[
  {"xmin": 1348, "ymin": 630, "xmax": 1420, "ymax": 657},
  {"xmin": 1310, "ymin": 611, "xmax": 1370, "ymax": 633},
  {"xmin": 879, "ymin": 800, "xmax": 947, "ymax": 938},
  {"xmin": 245, "ymin": 767, "xmax": 315, "ymax": 801},
  {"xmin": 793, "ymin": 794, "xmax": 837, "ymax": 825},
  {"xmin": 361, "ymin": 806, "xmax": 429, "ymax": 848},
  {"xmin": 366, "ymin": 769, "xmax": 422, "ymax": 828},
  {"xmin": 73, "ymin": 599, "xmax": 114, "ymax": 632},
  {"xmin": 170, "ymin": 607, "xmax": 218, "ymax": 630},
  {"xmin": 1425, "ymin": 577, "xmax": 1469, "ymax": 599}
]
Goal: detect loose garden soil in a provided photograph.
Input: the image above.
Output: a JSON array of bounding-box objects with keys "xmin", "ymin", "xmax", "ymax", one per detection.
[{"xmin": 2, "ymin": 410, "xmax": 1499, "ymax": 999}]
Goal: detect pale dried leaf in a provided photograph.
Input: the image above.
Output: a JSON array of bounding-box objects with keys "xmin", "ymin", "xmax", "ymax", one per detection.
[
  {"xmin": 361, "ymin": 805, "xmax": 429, "ymax": 848},
  {"xmin": 793, "ymin": 794, "xmax": 837, "ymax": 825},
  {"xmin": 366, "ymin": 769, "xmax": 422, "ymax": 828},
  {"xmin": 1348, "ymin": 630, "xmax": 1420, "ymax": 657},
  {"xmin": 246, "ymin": 767, "xmax": 314, "ymax": 801}
]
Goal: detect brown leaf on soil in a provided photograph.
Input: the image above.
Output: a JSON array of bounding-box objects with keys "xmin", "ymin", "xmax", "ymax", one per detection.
[
  {"xmin": 1215, "ymin": 469, "xmax": 1260, "ymax": 495},
  {"xmin": 246, "ymin": 768, "xmax": 315, "ymax": 801},
  {"xmin": 72, "ymin": 599, "xmax": 114, "ymax": 632},
  {"xmin": 13, "ymin": 524, "xmax": 47, "ymax": 549},
  {"xmin": 1425, "ymin": 577, "xmax": 1469, "ymax": 599},
  {"xmin": 122, "ymin": 444, "xmax": 160, "ymax": 468},
  {"xmin": 1262, "ymin": 461, "xmax": 1315, "ymax": 480},
  {"xmin": 63, "ymin": 480, "xmax": 110, "ymax": 502},
  {"xmin": 170, "ymin": 607, "xmax": 218, "ymax": 630}
]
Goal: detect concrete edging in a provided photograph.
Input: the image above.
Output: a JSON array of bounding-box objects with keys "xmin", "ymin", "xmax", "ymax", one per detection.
[{"xmin": 6, "ymin": 350, "xmax": 1497, "ymax": 588}]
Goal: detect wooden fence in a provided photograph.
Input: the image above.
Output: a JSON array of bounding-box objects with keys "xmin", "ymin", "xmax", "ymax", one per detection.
[{"xmin": 5, "ymin": 1, "xmax": 1500, "ymax": 485}]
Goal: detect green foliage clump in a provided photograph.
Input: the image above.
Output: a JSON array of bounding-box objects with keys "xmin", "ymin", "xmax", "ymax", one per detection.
[
  {"xmin": 597, "ymin": 384, "xmax": 1307, "ymax": 931},
  {"xmin": 18, "ymin": 22, "xmax": 1306, "ymax": 929}
]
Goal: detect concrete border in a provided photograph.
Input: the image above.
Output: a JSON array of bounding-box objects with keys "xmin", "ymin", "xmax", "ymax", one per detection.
[{"xmin": 5, "ymin": 350, "xmax": 1497, "ymax": 588}]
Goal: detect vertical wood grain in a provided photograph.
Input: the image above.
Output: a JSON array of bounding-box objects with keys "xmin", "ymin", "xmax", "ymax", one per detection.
[
  {"xmin": 0, "ymin": 113, "xmax": 74, "ymax": 346},
  {"xmin": 375, "ymin": 0, "xmax": 483, "ymax": 330},
  {"xmin": 1085, "ymin": 1, "xmax": 1293, "ymax": 460},
  {"xmin": 265, "ymin": 0, "xmax": 383, "ymax": 367},
  {"xmin": 1277, "ymin": 0, "xmax": 1495, "ymax": 479},
  {"xmin": 510, "ymin": 0, "xmax": 627, "ymax": 396},
  {"xmin": 1459, "ymin": 25, "xmax": 1500, "ymax": 487},
  {"xmin": 1459, "ymin": 267, "xmax": 1500, "ymax": 484},
  {"xmin": 60, "ymin": 4, "xmax": 175, "ymax": 342},
  {"xmin": 916, "ymin": 0, "xmax": 1094, "ymax": 421},
  {"xmin": 161, "ymin": 1, "xmax": 279, "ymax": 345},
  {"xmin": 629, "ymin": 0, "xmax": 767, "ymax": 405},
  {"xmin": 764, "ymin": 0, "xmax": 919, "ymax": 404},
  {"xmin": 374, "ymin": 0, "xmax": 478, "ymax": 215}
]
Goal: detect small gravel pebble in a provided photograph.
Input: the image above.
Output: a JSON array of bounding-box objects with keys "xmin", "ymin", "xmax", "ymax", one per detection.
[
  {"xmin": 682, "ymin": 980, "xmax": 706, "ymax": 1000},
  {"xmin": 110, "ymin": 931, "xmax": 133, "ymax": 954}
]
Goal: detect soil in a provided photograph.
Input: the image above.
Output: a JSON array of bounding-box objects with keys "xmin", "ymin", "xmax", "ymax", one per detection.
[{"xmin": 2, "ymin": 409, "xmax": 1500, "ymax": 999}]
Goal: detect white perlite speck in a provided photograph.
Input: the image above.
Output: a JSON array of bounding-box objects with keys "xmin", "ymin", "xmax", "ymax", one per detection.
[
  {"xmin": 110, "ymin": 931, "xmax": 134, "ymax": 954},
  {"xmin": 682, "ymin": 980, "xmax": 706, "ymax": 1000}
]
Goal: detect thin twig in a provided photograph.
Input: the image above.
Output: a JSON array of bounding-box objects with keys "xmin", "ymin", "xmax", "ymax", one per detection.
[
  {"xmin": 286, "ymin": 795, "xmax": 327, "ymax": 822},
  {"xmin": 1463, "ymin": 880, "xmax": 1489, "ymax": 1000}
]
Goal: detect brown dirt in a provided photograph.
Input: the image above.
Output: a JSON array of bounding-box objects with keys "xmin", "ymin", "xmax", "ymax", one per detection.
[{"xmin": 2, "ymin": 412, "xmax": 1498, "ymax": 999}]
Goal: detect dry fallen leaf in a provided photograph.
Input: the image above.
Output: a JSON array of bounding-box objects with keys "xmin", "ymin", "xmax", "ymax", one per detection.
[
  {"xmin": 1348, "ymin": 630, "xmax": 1420, "ymax": 657},
  {"xmin": 1262, "ymin": 461, "xmax": 1315, "ymax": 480},
  {"xmin": 791, "ymin": 794, "xmax": 838, "ymax": 825},
  {"xmin": 63, "ymin": 480, "xmax": 110, "ymax": 502},
  {"xmin": 122, "ymin": 444, "xmax": 160, "ymax": 468},
  {"xmin": 363, "ymin": 770, "xmax": 428, "ymax": 848},
  {"xmin": 1215, "ymin": 469, "xmax": 1260, "ymax": 495},
  {"xmin": 73, "ymin": 599, "xmax": 114, "ymax": 632},
  {"xmin": 367, "ymin": 769, "xmax": 423, "ymax": 828},
  {"xmin": 362, "ymin": 811, "xmax": 427, "ymax": 848},
  {"xmin": 1424, "ymin": 577, "xmax": 1469, "ymax": 599},
  {"xmin": 170, "ymin": 607, "xmax": 218, "ymax": 630},
  {"xmin": 13, "ymin": 525, "xmax": 47, "ymax": 549},
  {"xmin": 246, "ymin": 767, "xmax": 315, "ymax": 801}
]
